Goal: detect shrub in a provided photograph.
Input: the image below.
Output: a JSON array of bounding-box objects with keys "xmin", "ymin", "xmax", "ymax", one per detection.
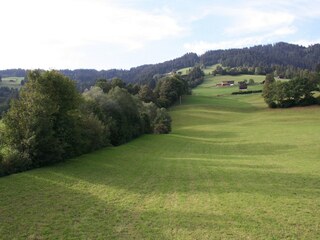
[
  {"xmin": 153, "ymin": 108, "xmax": 172, "ymax": 134},
  {"xmin": 0, "ymin": 149, "xmax": 32, "ymax": 176},
  {"xmin": 231, "ymin": 90, "xmax": 262, "ymax": 95}
]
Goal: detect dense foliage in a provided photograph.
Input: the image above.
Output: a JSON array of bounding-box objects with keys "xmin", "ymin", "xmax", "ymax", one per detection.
[
  {"xmin": 201, "ymin": 42, "xmax": 320, "ymax": 70},
  {"xmin": 231, "ymin": 90, "xmax": 262, "ymax": 95},
  {"xmin": 58, "ymin": 53, "xmax": 199, "ymax": 91},
  {"xmin": 155, "ymin": 75, "xmax": 188, "ymax": 108},
  {"xmin": 0, "ymin": 87, "xmax": 18, "ymax": 115},
  {"xmin": 0, "ymin": 71, "xmax": 171, "ymax": 176},
  {"xmin": 186, "ymin": 66, "xmax": 205, "ymax": 88},
  {"xmin": 262, "ymin": 73, "xmax": 320, "ymax": 108}
]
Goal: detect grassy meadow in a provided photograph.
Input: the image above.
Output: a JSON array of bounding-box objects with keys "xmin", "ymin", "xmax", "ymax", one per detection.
[
  {"xmin": 1, "ymin": 75, "xmax": 320, "ymax": 239},
  {"xmin": 0, "ymin": 77, "xmax": 23, "ymax": 89},
  {"xmin": 177, "ymin": 64, "xmax": 220, "ymax": 76}
]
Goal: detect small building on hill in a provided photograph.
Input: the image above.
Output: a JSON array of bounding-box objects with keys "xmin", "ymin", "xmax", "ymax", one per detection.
[
  {"xmin": 239, "ymin": 81, "xmax": 248, "ymax": 90},
  {"xmin": 216, "ymin": 80, "xmax": 234, "ymax": 87},
  {"xmin": 222, "ymin": 80, "xmax": 234, "ymax": 86}
]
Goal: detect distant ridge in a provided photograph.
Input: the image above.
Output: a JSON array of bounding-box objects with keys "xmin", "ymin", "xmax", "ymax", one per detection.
[{"xmin": 1, "ymin": 42, "xmax": 320, "ymax": 90}]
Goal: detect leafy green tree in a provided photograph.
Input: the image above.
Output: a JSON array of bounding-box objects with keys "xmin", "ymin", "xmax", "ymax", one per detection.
[
  {"xmin": 265, "ymin": 74, "xmax": 275, "ymax": 85},
  {"xmin": 262, "ymin": 74, "xmax": 276, "ymax": 107},
  {"xmin": 156, "ymin": 75, "xmax": 187, "ymax": 107},
  {"xmin": 86, "ymin": 87, "xmax": 145, "ymax": 146},
  {"xmin": 138, "ymin": 85, "xmax": 155, "ymax": 103},
  {"xmin": 73, "ymin": 113, "xmax": 109, "ymax": 153},
  {"xmin": 263, "ymin": 74, "xmax": 318, "ymax": 108},
  {"xmin": 111, "ymin": 78, "xmax": 125, "ymax": 89},
  {"xmin": 188, "ymin": 66, "xmax": 204, "ymax": 79},
  {"xmin": 126, "ymin": 83, "xmax": 140, "ymax": 95},
  {"xmin": 153, "ymin": 108, "xmax": 172, "ymax": 134},
  {"xmin": 290, "ymin": 77, "xmax": 317, "ymax": 104},
  {"xmin": 215, "ymin": 65, "xmax": 225, "ymax": 75},
  {"xmin": 141, "ymin": 102, "xmax": 171, "ymax": 134},
  {"xmin": 95, "ymin": 79, "xmax": 112, "ymax": 93},
  {"xmin": 255, "ymin": 67, "xmax": 263, "ymax": 75},
  {"xmin": 3, "ymin": 70, "xmax": 81, "ymax": 168},
  {"xmin": 187, "ymin": 66, "xmax": 205, "ymax": 88}
]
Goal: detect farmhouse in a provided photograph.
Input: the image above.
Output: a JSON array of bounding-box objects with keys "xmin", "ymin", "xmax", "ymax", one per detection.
[{"xmin": 216, "ymin": 80, "xmax": 235, "ymax": 87}]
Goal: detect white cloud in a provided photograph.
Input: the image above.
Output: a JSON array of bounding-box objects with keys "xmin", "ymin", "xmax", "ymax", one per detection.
[
  {"xmin": 1, "ymin": 0, "xmax": 320, "ymax": 70},
  {"xmin": 183, "ymin": 38, "xmax": 260, "ymax": 54},
  {"xmin": 184, "ymin": 26, "xmax": 297, "ymax": 54},
  {"xmin": 224, "ymin": 10, "xmax": 295, "ymax": 36},
  {"xmin": 183, "ymin": 1, "xmax": 303, "ymax": 54},
  {"xmin": 0, "ymin": 0, "xmax": 185, "ymax": 69},
  {"xmin": 246, "ymin": 0, "xmax": 320, "ymax": 18},
  {"xmin": 292, "ymin": 39, "xmax": 320, "ymax": 47}
]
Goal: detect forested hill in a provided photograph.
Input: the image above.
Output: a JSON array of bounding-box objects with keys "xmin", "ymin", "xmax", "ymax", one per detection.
[
  {"xmin": 59, "ymin": 52, "xmax": 199, "ymax": 89},
  {"xmin": 201, "ymin": 42, "xmax": 320, "ymax": 69},
  {"xmin": 1, "ymin": 42, "xmax": 320, "ymax": 90}
]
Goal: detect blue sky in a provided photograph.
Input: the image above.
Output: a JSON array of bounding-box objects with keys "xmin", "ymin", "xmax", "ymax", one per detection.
[{"xmin": 1, "ymin": 0, "xmax": 320, "ymax": 70}]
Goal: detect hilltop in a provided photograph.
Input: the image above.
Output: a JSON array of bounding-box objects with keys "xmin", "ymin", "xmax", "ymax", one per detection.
[{"xmin": 1, "ymin": 42, "xmax": 320, "ymax": 90}]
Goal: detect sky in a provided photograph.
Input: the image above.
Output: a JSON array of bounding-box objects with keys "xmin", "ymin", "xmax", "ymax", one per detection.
[{"xmin": 1, "ymin": 0, "xmax": 320, "ymax": 70}]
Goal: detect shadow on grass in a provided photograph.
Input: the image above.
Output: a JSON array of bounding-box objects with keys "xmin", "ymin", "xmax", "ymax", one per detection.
[
  {"xmin": 170, "ymin": 131, "xmax": 239, "ymax": 144},
  {"xmin": 1, "ymin": 171, "xmax": 291, "ymax": 239},
  {"xmin": 178, "ymin": 96, "xmax": 259, "ymax": 113},
  {"xmin": 0, "ymin": 173, "xmax": 172, "ymax": 240},
  {"xmin": 31, "ymin": 145, "xmax": 319, "ymax": 199}
]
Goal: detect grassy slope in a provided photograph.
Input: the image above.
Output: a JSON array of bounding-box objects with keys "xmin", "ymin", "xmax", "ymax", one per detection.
[
  {"xmin": 177, "ymin": 64, "xmax": 220, "ymax": 76},
  {"xmin": 1, "ymin": 75, "xmax": 320, "ymax": 239},
  {"xmin": 0, "ymin": 77, "xmax": 23, "ymax": 89}
]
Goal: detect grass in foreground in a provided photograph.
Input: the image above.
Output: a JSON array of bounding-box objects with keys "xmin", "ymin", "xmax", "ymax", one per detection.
[{"xmin": 0, "ymin": 75, "xmax": 320, "ymax": 239}]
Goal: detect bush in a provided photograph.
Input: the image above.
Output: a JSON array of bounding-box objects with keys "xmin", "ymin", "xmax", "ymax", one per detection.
[
  {"xmin": 268, "ymin": 102, "xmax": 277, "ymax": 108},
  {"xmin": 153, "ymin": 108, "xmax": 172, "ymax": 134},
  {"xmin": 262, "ymin": 76, "xmax": 320, "ymax": 108},
  {"xmin": 0, "ymin": 149, "xmax": 32, "ymax": 176},
  {"xmin": 298, "ymin": 96, "xmax": 318, "ymax": 106},
  {"xmin": 248, "ymin": 79, "xmax": 255, "ymax": 85},
  {"xmin": 231, "ymin": 90, "xmax": 262, "ymax": 95}
]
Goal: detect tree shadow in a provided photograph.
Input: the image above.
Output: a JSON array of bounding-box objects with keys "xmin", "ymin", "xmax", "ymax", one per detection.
[
  {"xmin": 33, "ymin": 143, "xmax": 319, "ymax": 199},
  {"xmin": 1, "ymin": 139, "xmax": 319, "ymax": 239},
  {"xmin": 0, "ymin": 172, "xmax": 271, "ymax": 239},
  {"xmin": 2, "ymin": 168, "xmax": 317, "ymax": 239}
]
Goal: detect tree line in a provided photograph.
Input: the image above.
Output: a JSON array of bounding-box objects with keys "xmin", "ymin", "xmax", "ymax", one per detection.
[
  {"xmin": 0, "ymin": 66, "xmax": 204, "ymax": 176},
  {"xmin": 262, "ymin": 71, "xmax": 320, "ymax": 108},
  {"xmin": 0, "ymin": 71, "xmax": 170, "ymax": 176},
  {"xmin": 202, "ymin": 42, "xmax": 320, "ymax": 71},
  {"xmin": 0, "ymin": 87, "xmax": 18, "ymax": 114},
  {"xmin": 1, "ymin": 43, "xmax": 320, "ymax": 90}
]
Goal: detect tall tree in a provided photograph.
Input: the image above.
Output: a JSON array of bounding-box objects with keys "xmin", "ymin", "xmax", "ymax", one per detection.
[
  {"xmin": 3, "ymin": 70, "xmax": 81, "ymax": 166},
  {"xmin": 262, "ymin": 74, "xmax": 276, "ymax": 107},
  {"xmin": 156, "ymin": 75, "xmax": 188, "ymax": 107},
  {"xmin": 138, "ymin": 85, "xmax": 155, "ymax": 103}
]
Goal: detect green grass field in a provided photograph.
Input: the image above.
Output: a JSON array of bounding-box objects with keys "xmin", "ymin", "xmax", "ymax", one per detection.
[
  {"xmin": 0, "ymin": 77, "xmax": 23, "ymax": 89},
  {"xmin": 1, "ymin": 75, "xmax": 320, "ymax": 239},
  {"xmin": 177, "ymin": 64, "xmax": 220, "ymax": 76}
]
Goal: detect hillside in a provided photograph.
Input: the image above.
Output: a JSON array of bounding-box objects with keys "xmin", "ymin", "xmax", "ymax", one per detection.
[
  {"xmin": 1, "ymin": 75, "xmax": 320, "ymax": 239},
  {"xmin": 1, "ymin": 42, "xmax": 320, "ymax": 90},
  {"xmin": 201, "ymin": 42, "xmax": 320, "ymax": 69}
]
